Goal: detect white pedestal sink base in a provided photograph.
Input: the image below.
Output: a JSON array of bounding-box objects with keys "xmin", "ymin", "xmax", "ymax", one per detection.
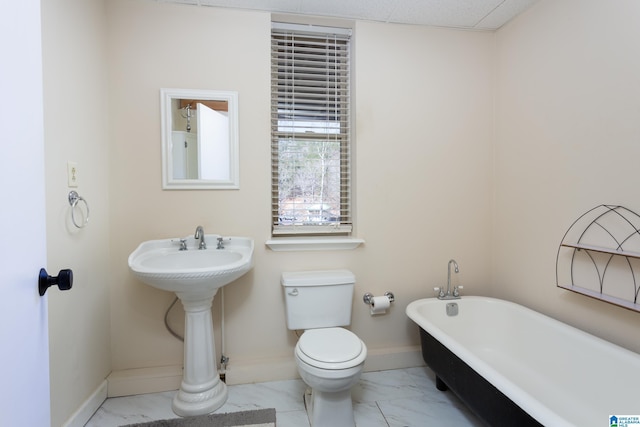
[
  {"xmin": 172, "ymin": 291, "xmax": 227, "ymax": 417},
  {"xmin": 128, "ymin": 236, "xmax": 255, "ymax": 417},
  {"xmin": 172, "ymin": 379, "xmax": 227, "ymax": 417}
]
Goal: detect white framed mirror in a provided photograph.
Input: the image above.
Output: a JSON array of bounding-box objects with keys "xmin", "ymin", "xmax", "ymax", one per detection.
[{"xmin": 161, "ymin": 88, "xmax": 239, "ymax": 190}]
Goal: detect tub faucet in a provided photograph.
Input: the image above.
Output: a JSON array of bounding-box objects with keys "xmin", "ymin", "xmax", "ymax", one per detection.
[
  {"xmin": 447, "ymin": 259, "xmax": 459, "ymax": 296},
  {"xmin": 194, "ymin": 225, "xmax": 206, "ymax": 249},
  {"xmin": 436, "ymin": 259, "xmax": 461, "ymax": 300}
]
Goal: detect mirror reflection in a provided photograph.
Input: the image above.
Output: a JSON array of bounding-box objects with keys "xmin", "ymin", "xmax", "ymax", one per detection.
[{"xmin": 161, "ymin": 88, "xmax": 239, "ymax": 189}]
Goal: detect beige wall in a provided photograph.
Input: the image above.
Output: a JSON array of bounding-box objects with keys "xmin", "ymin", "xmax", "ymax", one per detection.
[
  {"xmin": 41, "ymin": 0, "xmax": 112, "ymax": 425},
  {"xmin": 494, "ymin": 0, "xmax": 640, "ymax": 353},
  {"xmin": 106, "ymin": 0, "xmax": 494, "ymax": 386}
]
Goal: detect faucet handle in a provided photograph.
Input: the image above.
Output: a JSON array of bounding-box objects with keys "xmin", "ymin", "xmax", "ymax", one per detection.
[
  {"xmin": 433, "ymin": 287, "xmax": 445, "ymax": 298},
  {"xmin": 173, "ymin": 239, "xmax": 188, "ymax": 251},
  {"xmin": 453, "ymin": 285, "xmax": 463, "ymax": 297},
  {"xmin": 216, "ymin": 236, "xmax": 231, "ymax": 249}
]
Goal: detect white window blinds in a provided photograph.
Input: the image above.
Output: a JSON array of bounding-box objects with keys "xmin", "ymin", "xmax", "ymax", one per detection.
[{"xmin": 271, "ymin": 22, "xmax": 352, "ymax": 236}]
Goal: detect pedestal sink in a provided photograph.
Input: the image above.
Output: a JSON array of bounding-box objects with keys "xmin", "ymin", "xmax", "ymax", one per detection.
[{"xmin": 128, "ymin": 234, "xmax": 254, "ymax": 416}]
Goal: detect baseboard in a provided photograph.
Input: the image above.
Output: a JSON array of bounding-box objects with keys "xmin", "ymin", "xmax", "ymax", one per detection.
[
  {"xmin": 107, "ymin": 365, "xmax": 182, "ymax": 397},
  {"xmin": 363, "ymin": 345, "xmax": 424, "ymax": 372},
  {"xmin": 62, "ymin": 380, "xmax": 108, "ymax": 427},
  {"xmin": 107, "ymin": 346, "xmax": 424, "ymax": 396},
  {"xmin": 224, "ymin": 355, "xmax": 299, "ymax": 385},
  {"xmin": 225, "ymin": 345, "xmax": 424, "ymax": 385}
]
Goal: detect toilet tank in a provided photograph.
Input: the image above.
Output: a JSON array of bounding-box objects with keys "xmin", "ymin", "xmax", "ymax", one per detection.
[{"xmin": 281, "ymin": 269, "xmax": 355, "ymax": 330}]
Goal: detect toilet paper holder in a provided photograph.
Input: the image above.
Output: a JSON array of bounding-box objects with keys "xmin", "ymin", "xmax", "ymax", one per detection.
[{"xmin": 363, "ymin": 292, "xmax": 395, "ymax": 306}]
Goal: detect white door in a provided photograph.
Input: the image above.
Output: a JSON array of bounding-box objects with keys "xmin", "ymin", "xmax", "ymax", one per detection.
[
  {"xmin": 0, "ymin": 0, "xmax": 51, "ymax": 425},
  {"xmin": 197, "ymin": 103, "xmax": 229, "ymax": 180}
]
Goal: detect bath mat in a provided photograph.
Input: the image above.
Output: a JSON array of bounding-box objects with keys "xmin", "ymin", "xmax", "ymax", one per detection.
[{"xmin": 121, "ymin": 408, "xmax": 276, "ymax": 427}]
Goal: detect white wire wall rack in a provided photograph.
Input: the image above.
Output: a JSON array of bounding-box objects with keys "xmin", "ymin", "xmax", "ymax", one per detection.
[{"xmin": 556, "ymin": 205, "xmax": 640, "ymax": 312}]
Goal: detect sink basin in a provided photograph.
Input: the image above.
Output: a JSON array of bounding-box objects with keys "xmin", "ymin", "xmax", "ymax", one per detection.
[
  {"xmin": 128, "ymin": 235, "xmax": 254, "ymax": 293},
  {"xmin": 127, "ymin": 234, "xmax": 254, "ymax": 417}
]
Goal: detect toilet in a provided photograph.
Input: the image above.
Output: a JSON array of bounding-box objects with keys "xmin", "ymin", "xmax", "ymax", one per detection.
[{"xmin": 281, "ymin": 270, "xmax": 367, "ymax": 427}]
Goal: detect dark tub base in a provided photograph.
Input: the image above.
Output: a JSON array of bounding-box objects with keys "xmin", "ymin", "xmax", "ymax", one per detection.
[{"xmin": 419, "ymin": 328, "xmax": 542, "ymax": 427}]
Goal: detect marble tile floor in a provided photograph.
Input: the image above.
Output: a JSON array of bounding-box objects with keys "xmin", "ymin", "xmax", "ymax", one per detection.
[{"xmin": 86, "ymin": 367, "xmax": 483, "ymax": 427}]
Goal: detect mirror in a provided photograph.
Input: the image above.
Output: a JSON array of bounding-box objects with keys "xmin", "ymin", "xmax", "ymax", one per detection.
[{"xmin": 161, "ymin": 88, "xmax": 239, "ymax": 189}]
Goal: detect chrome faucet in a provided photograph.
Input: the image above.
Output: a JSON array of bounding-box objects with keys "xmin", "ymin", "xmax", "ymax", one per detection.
[
  {"xmin": 447, "ymin": 259, "xmax": 459, "ymax": 296},
  {"xmin": 435, "ymin": 259, "xmax": 462, "ymax": 300},
  {"xmin": 194, "ymin": 225, "xmax": 206, "ymax": 250}
]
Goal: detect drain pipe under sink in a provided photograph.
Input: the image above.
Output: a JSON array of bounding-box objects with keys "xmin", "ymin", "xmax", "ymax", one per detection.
[{"xmin": 219, "ymin": 286, "xmax": 229, "ymax": 382}]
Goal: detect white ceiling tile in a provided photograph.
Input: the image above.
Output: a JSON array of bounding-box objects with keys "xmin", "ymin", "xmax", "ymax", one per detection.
[
  {"xmin": 164, "ymin": 0, "xmax": 540, "ymax": 30},
  {"xmin": 198, "ymin": 0, "xmax": 302, "ymax": 13},
  {"xmin": 157, "ymin": 0, "xmax": 199, "ymax": 5},
  {"xmin": 475, "ymin": 0, "xmax": 539, "ymax": 29},
  {"xmin": 387, "ymin": 0, "xmax": 504, "ymax": 28},
  {"xmin": 298, "ymin": 0, "xmax": 398, "ymax": 22}
]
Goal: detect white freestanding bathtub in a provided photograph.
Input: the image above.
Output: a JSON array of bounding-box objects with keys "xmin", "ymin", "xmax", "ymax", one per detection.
[{"xmin": 406, "ymin": 297, "xmax": 640, "ymax": 427}]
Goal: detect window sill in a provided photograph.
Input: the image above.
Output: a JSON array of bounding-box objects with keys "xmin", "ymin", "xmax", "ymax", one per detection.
[{"xmin": 265, "ymin": 237, "xmax": 365, "ymax": 252}]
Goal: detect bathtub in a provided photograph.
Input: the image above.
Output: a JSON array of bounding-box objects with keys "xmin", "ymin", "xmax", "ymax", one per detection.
[{"xmin": 406, "ymin": 296, "xmax": 640, "ymax": 427}]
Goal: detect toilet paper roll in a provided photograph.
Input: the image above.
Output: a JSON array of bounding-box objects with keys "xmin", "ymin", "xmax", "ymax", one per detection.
[{"xmin": 370, "ymin": 296, "xmax": 391, "ymax": 315}]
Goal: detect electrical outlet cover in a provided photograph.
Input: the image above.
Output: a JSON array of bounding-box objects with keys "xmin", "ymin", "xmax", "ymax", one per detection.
[{"xmin": 67, "ymin": 161, "xmax": 78, "ymax": 187}]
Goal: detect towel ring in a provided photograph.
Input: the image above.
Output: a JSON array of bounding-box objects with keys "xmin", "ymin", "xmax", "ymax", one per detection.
[{"xmin": 68, "ymin": 191, "xmax": 90, "ymax": 228}]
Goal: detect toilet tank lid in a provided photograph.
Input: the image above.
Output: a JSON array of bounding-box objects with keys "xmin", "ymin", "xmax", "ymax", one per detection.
[{"xmin": 281, "ymin": 269, "xmax": 355, "ymax": 287}]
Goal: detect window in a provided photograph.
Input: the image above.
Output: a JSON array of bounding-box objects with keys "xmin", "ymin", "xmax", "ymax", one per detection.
[{"xmin": 271, "ymin": 22, "xmax": 352, "ymax": 236}]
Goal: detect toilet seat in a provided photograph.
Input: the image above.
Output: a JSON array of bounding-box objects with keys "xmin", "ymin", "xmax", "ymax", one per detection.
[{"xmin": 296, "ymin": 328, "xmax": 366, "ymax": 370}]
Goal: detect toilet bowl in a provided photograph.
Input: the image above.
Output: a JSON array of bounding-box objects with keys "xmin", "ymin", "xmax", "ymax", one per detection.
[
  {"xmin": 295, "ymin": 328, "xmax": 366, "ymax": 427},
  {"xmin": 281, "ymin": 270, "xmax": 367, "ymax": 427}
]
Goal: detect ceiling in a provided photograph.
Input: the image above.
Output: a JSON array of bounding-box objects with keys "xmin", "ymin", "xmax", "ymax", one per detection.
[{"xmin": 157, "ymin": 0, "xmax": 540, "ymax": 30}]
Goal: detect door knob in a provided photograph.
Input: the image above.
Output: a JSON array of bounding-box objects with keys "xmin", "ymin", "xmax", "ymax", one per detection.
[{"xmin": 39, "ymin": 268, "xmax": 73, "ymax": 296}]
